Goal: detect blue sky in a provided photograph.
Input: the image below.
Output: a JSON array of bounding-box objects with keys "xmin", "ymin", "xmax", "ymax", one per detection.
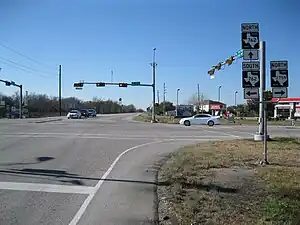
[{"xmin": 0, "ymin": 0, "xmax": 299, "ymax": 109}]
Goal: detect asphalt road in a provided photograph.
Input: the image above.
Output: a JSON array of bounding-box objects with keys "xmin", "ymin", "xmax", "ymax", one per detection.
[{"xmin": 0, "ymin": 114, "xmax": 299, "ymax": 225}]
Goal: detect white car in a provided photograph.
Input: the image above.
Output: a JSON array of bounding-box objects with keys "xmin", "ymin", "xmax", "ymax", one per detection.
[
  {"xmin": 67, "ymin": 110, "xmax": 82, "ymax": 119},
  {"xmin": 179, "ymin": 114, "xmax": 220, "ymax": 126}
]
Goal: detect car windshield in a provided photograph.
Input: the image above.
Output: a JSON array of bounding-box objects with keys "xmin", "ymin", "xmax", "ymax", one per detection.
[{"xmin": 70, "ymin": 110, "xmax": 78, "ymax": 113}]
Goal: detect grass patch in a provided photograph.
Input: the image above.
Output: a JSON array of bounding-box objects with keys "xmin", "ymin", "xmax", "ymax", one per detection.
[
  {"xmin": 158, "ymin": 137, "xmax": 300, "ymax": 225},
  {"xmin": 133, "ymin": 113, "xmax": 180, "ymax": 124}
]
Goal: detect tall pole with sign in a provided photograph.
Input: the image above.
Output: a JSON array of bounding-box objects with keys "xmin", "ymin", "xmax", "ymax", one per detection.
[{"xmin": 241, "ymin": 23, "xmax": 267, "ymax": 141}]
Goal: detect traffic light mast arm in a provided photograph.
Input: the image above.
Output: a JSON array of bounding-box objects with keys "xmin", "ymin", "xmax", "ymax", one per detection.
[
  {"xmin": 74, "ymin": 81, "xmax": 153, "ymax": 87},
  {"xmin": 0, "ymin": 79, "xmax": 21, "ymax": 87},
  {"xmin": 207, "ymin": 49, "xmax": 243, "ymax": 78}
]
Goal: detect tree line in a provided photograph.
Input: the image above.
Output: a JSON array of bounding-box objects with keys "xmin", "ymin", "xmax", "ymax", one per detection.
[{"xmin": 0, "ymin": 92, "xmax": 143, "ymax": 118}]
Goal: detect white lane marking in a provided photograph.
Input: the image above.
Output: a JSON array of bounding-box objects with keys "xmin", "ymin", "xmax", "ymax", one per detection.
[
  {"xmin": 201, "ymin": 128, "xmax": 241, "ymax": 138},
  {"xmin": 0, "ymin": 134, "xmax": 233, "ymax": 140},
  {"xmin": 0, "ymin": 181, "xmax": 95, "ymax": 194},
  {"xmin": 68, "ymin": 139, "xmax": 173, "ymax": 225},
  {"xmin": 0, "ymin": 132, "xmax": 233, "ymax": 138}
]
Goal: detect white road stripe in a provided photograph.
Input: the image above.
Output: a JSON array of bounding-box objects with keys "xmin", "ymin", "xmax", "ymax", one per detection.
[
  {"xmin": 0, "ymin": 134, "xmax": 233, "ymax": 140},
  {"xmin": 0, "ymin": 132, "xmax": 232, "ymax": 138},
  {"xmin": 0, "ymin": 181, "xmax": 95, "ymax": 194},
  {"xmin": 68, "ymin": 139, "xmax": 173, "ymax": 225}
]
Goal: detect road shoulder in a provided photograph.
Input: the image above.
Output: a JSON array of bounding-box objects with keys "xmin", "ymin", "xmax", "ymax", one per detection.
[{"xmin": 157, "ymin": 137, "xmax": 300, "ymax": 225}]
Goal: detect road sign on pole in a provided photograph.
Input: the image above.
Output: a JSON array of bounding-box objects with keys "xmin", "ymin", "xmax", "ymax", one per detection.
[
  {"xmin": 270, "ymin": 61, "xmax": 289, "ymax": 87},
  {"xmin": 242, "ymin": 61, "xmax": 260, "ymax": 71},
  {"xmin": 272, "ymin": 87, "xmax": 288, "ymax": 98},
  {"xmin": 242, "ymin": 62, "xmax": 260, "ymax": 88},
  {"xmin": 241, "ymin": 23, "xmax": 260, "ymax": 50},
  {"xmin": 244, "ymin": 87, "xmax": 259, "ymax": 99},
  {"xmin": 243, "ymin": 49, "xmax": 259, "ymax": 60}
]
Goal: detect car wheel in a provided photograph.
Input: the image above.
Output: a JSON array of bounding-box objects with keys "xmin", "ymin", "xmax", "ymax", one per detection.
[
  {"xmin": 184, "ymin": 120, "xmax": 191, "ymax": 126},
  {"xmin": 208, "ymin": 120, "xmax": 214, "ymax": 126}
]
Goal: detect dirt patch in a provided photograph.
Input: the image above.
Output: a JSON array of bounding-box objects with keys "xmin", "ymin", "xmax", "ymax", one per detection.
[{"xmin": 157, "ymin": 137, "xmax": 300, "ymax": 225}]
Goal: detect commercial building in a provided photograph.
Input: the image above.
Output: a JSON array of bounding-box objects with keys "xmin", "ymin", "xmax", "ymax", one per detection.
[{"xmin": 272, "ymin": 97, "xmax": 300, "ymax": 119}]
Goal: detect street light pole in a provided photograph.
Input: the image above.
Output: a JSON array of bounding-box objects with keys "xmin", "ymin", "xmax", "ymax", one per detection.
[
  {"xmin": 234, "ymin": 91, "xmax": 238, "ymax": 106},
  {"xmin": 150, "ymin": 48, "xmax": 157, "ymax": 123},
  {"xmin": 218, "ymin": 85, "xmax": 222, "ymax": 102},
  {"xmin": 176, "ymin": 88, "xmax": 180, "ymax": 117}
]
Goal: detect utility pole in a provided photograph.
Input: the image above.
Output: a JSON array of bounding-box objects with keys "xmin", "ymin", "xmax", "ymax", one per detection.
[
  {"xmin": 19, "ymin": 85, "xmax": 23, "ymax": 119},
  {"xmin": 197, "ymin": 84, "xmax": 200, "ymax": 113},
  {"xmin": 58, "ymin": 65, "xmax": 62, "ymax": 116},
  {"xmin": 157, "ymin": 90, "xmax": 160, "ymax": 104},
  {"xmin": 150, "ymin": 48, "xmax": 157, "ymax": 123},
  {"xmin": 201, "ymin": 93, "xmax": 204, "ymax": 112},
  {"xmin": 176, "ymin": 88, "xmax": 180, "ymax": 117},
  {"xmin": 163, "ymin": 82, "xmax": 166, "ymax": 115}
]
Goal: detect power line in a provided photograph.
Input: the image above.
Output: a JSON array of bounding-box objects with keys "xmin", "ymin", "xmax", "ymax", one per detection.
[
  {"xmin": 0, "ymin": 56, "xmax": 57, "ymax": 78},
  {"xmin": 0, "ymin": 42, "xmax": 56, "ymax": 71},
  {"xmin": 0, "ymin": 59, "xmax": 54, "ymax": 78}
]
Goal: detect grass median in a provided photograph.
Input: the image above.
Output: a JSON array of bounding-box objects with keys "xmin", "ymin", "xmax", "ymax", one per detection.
[
  {"xmin": 134, "ymin": 114, "xmax": 299, "ymax": 126},
  {"xmin": 158, "ymin": 137, "xmax": 300, "ymax": 225},
  {"xmin": 133, "ymin": 114, "xmax": 180, "ymax": 124}
]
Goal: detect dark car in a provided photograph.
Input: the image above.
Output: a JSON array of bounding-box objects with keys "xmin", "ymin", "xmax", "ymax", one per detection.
[
  {"xmin": 79, "ymin": 109, "xmax": 89, "ymax": 117},
  {"xmin": 87, "ymin": 109, "xmax": 97, "ymax": 117}
]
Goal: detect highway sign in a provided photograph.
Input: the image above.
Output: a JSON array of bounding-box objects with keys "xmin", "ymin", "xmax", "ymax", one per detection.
[
  {"xmin": 271, "ymin": 70, "xmax": 288, "ymax": 87},
  {"xmin": 241, "ymin": 23, "xmax": 259, "ymax": 33},
  {"xmin": 243, "ymin": 49, "xmax": 258, "ymax": 60},
  {"xmin": 131, "ymin": 81, "xmax": 140, "ymax": 86},
  {"xmin": 242, "ymin": 71, "xmax": 260, "ymax": 88},
  {"xmin": 272, "ymin": 87, "xmax": 288, "ymax": 98},
  {"xmin": 270, "ymin": 60, "xmax": 288, "ymax": 88},
  {"xmin": 244, "ymin": 87, "xmax": 259, "ymax": 99},
  {"xmin": 270, "ymin": 60, "xmax": 288, "ymax": 70},
  {"xmin": 242, "ymin": 61, "xmax": 260, "ymax": 71},
  {"xmin": 241, "ymin": 23, "xmax": 259, "ymax": 50}
]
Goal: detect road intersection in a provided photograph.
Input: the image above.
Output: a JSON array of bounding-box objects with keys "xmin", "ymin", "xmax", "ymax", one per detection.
[{"xmin": 0, "ymin": 114, "xmax": 299, "ymax": 225}]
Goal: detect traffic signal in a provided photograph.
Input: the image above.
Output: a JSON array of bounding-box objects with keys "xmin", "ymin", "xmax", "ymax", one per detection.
[
  {"xmin": 73, "ymin": 82, "xmax": 83, "ymax": 88},
  {"xmin": 225, "ymin": 56, "xmax": 235, "ymax": 66},
  {"xmin": 263, "ymin": 90, "xmax": 273, "ymax": 101},
  {"xmin": 96, "ymin": 82, "xmax": 105, "ymax": 87},
  {"xmin": 215, "ymin": 62, "xmax": 222, "ymax": 70},
  {"xmin": 208, "ymin": 68, "xmax": 215, "ymax": 76},
  {"xmin": 5, "ymin": 81, "xmax": 11, "ymax": 86},
  {"xmin": 267, "ymin": 91, "xmax": 273, "ymax": 101},
  {"xmin": 119, "ymin": 83, "xmax": 128, "ymax": 87}
]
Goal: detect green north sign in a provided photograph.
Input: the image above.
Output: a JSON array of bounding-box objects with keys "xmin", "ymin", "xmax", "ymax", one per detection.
[{"xmin": 131, "ymin": 82, "xmax": 141, "ymax": 86}]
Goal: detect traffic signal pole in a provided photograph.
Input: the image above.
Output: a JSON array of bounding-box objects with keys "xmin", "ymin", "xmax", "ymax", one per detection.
[
  {"xmin": 150, "ymin": 48, "xmax": 157, "ymax": 123},
  {"xmin": 258, "ymin": 41, "xmax": 266, "ymax": 137},
  {"xmin": 0, "ymin": 79, "xmax": 23, "ymax": 119}
]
